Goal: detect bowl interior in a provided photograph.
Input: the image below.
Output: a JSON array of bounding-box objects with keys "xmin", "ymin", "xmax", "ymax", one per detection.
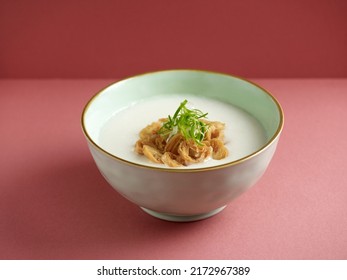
[{"xmin": 82, "ymin": 70, "xmax": 283, "ymax": 165}]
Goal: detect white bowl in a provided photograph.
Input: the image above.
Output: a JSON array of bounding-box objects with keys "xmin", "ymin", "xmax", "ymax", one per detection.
[{"xmin": 81, "ymin": 70, "xmax": 284, "ymax": 222}]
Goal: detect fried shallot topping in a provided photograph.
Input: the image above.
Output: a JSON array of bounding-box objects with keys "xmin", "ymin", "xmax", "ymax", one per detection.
[{"xmin": 134, "ymin": 100, "xmax": 229, "ymax": 167}]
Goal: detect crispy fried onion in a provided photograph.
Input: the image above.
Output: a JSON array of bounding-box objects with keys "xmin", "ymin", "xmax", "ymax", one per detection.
[{"xmin": 135, "ymin": 119, "xmax": 228, "ymax": 167}]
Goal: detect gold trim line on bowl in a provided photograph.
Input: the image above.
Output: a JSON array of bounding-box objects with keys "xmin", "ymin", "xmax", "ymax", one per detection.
[{"xmin": 81, "ymin": 69, "xmax": 284, "ymax": 173}]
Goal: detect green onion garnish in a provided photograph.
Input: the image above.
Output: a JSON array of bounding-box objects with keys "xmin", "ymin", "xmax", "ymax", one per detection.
[{"xmin": 158, "ymin": 100, "xmax": 209, "ymax": 145}]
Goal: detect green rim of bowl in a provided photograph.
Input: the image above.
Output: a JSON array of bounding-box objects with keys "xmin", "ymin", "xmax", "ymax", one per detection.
[{"xmin": 81, "ymin": 69, "xmax": 284, "ymax": 173}]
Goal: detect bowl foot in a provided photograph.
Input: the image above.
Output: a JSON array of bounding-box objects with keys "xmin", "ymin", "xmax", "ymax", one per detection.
[{"xmin": 140, "ymin": 205, "xmax": 227, "ymax": 222}]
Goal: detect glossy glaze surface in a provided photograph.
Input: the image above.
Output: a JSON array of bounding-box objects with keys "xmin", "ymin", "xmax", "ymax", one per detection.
[{"xmin": 82, "ymin": 70, "xmax": 283, "ymax": 220}]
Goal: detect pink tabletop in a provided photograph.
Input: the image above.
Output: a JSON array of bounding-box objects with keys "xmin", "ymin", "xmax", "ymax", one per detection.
[{"xmin": 1, "ymin": 79, "xmax": 346, "ymax": 260}]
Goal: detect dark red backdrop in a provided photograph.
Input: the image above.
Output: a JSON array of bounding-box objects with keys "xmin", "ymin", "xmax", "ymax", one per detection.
[{"xmin": 1, "ymin": 0, "xmax": 346, "ymax": 78}]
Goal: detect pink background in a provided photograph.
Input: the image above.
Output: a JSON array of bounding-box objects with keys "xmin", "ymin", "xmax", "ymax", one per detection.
[
  {"xmin": 1, "ymin": 1, "xmax": 347, "ymax": 260},
  {"xmin": 1, "ymin": 0, "xmax": 347, "ymax": 78},
  {"xmin": 1, "ymin": 79, "xmax": 347, "ymax": 260}
]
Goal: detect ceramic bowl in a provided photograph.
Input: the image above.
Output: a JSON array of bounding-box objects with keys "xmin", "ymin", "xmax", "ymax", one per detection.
[{"xmin": 81, "ymin": 70, "xmax": 284, "ymax": 222}]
